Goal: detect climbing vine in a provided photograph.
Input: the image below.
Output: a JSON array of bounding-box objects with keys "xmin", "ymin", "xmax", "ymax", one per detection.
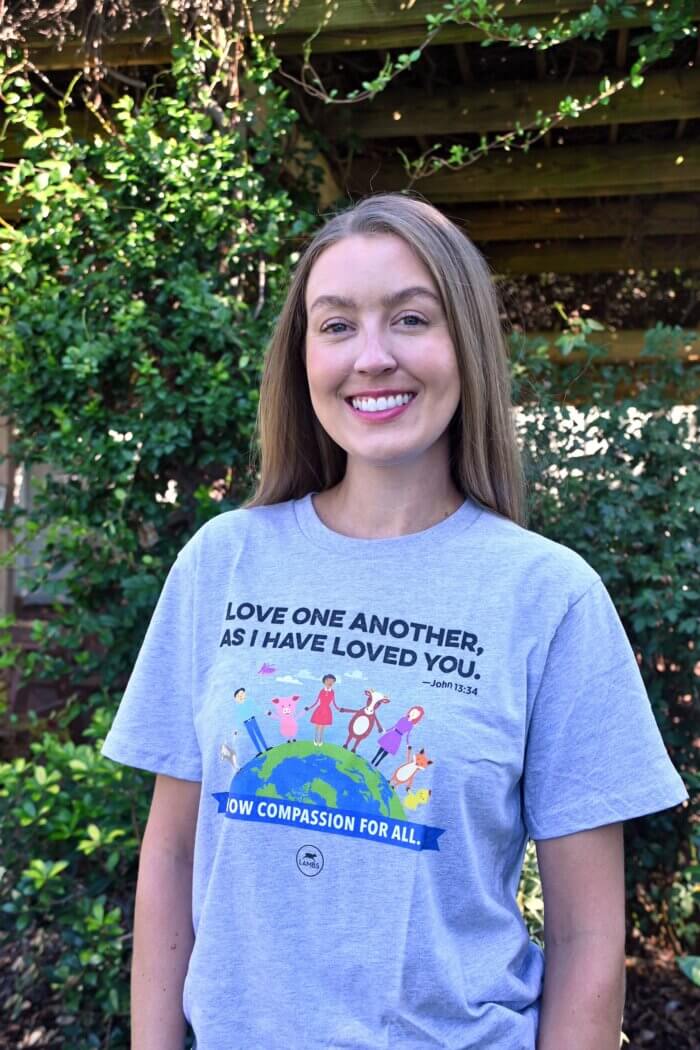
[{"xmin": 285, "ymin": 0, "xmax": 698, "ymax": 182}]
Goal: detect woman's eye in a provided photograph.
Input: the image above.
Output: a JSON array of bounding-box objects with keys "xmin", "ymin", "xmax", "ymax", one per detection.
[
  {"xmin": 397, "ymin": 314, "xmax": 428, "ymax": 327},
  {"xmin": 321, "ymin": 321, "xmax": 349, "ymax": 334}
]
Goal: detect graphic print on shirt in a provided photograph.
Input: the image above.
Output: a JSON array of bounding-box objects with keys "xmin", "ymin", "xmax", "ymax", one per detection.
[
  {"xmin": 340, "ymin": 688, "xmax": 389, "ymax": 751},
  {"xmin": 212, "ymin": 600, "xmax": 485, "ymax": 853},
  {"xmin": 215, "ymin": 676, "xmax": 443, "ymax": 852},
  {"xmin": 268, "ymin": 694, "xmax": 303, "ymax": 742},
  {"xmin": 306, "ymin": 673, "xmax": 340, "ymax": 746}
]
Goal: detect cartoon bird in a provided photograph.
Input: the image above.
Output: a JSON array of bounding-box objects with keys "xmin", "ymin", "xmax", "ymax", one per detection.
[{"xmin": 404, "ymin": 788, "xmax": 432, "ymax": 811}]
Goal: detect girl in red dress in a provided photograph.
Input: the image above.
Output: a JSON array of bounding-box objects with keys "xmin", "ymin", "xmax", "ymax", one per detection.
[{"xmin": 305, "ymin": 673, "xmax": 339, "ymax": 747}]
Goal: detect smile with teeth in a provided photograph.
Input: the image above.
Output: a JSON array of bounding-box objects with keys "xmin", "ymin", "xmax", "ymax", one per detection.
[{"xmin": 349, "ymin": 393, "xmax": 415, "ymax": 413}]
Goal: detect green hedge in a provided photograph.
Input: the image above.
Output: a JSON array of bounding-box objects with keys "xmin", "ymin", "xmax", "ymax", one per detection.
[
  {"xmin": 0, "ymin": 708, "xmax": 144, "ymax": 1046},
  {"xmin": 511, "ymin": 329, "xmax": 699, "ymax": 950}
]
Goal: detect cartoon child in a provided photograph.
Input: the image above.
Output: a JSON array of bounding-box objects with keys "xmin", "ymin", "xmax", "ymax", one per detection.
[
  {"xmin": 234, "ymin": 685, "xmax": 271, "ymax": 757},
  {"xmin": 371, "ymin": 705, "xmax": 425, "ymax": 767},
  {"xmin": 305, "ymin": 673, "xmax": 340, "ymax": 747}
]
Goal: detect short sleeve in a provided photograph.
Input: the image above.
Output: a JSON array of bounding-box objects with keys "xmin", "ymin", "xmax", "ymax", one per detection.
[
  {"xmin": 100, "ymin": 545, "xmax": 202, "ymax": 781},
  {"xmin": 523, "ymin": 577, "xmax": 688, "ymax": 840}
]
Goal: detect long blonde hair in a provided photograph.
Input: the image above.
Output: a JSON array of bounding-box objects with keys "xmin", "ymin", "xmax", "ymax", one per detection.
[{"xmin": 245, "ymin": 193, "xmax": 526, "ymax": 526}]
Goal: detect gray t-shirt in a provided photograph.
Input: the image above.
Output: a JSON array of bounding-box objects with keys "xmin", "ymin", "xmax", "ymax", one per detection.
[{"xmin": 102, "ymin": 494, "xmax": 688, "ymax": 1050}]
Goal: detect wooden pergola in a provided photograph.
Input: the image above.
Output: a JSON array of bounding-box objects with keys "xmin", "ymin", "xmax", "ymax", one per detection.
[{"xmin": 6, "ymin": 0, "xmax": 699, "ymax": 274}]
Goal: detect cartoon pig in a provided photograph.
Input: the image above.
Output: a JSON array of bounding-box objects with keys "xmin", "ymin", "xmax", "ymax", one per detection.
[{"xmin": 267, "ymin": 694, "xmax": 303, "ymax": 742}]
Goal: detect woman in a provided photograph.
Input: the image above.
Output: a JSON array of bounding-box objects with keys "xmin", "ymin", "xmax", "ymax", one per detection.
[
  {"xmin": 102, "ymin": 193, "xmax": 687, "ymax": 1050},
  {"xmin": 305, "ymin": 672, "xmax": 340, "ymax": 746},
  {"xmin": 371, "ymin": 704, "xmax": 424, "ymax": 767}
]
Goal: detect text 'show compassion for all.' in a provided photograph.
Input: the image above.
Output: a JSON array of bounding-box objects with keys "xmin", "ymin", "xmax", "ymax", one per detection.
[{"xmin": 210, "ymin": 793, "xmax": 445, "ymax": 851}]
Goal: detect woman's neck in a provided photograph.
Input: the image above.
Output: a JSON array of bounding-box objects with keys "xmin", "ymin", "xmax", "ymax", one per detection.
[{"xmin": 312, "ymin": 458, "xmax": 464, "ymax": 540}]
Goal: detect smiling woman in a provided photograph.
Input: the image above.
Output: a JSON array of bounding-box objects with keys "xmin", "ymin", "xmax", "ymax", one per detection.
[
  {"xmin": 101, "ymin": 193, "xmax": 688, "ymax": 1050},
  {"xmin": 249, "ymin": 192, "xmax": 526, "ymax": 533},
  {"xmin": 303, "ymin": 232, "xmax": 462, "ymax": 523}
]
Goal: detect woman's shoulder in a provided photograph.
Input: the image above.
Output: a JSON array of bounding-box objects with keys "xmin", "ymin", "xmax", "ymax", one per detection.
[
  {"xmin": 176, "ymin": 499, "xmax": 295, "ymax": 565},
  {"xmin": 466, "ymin": 500, "xmax": 601, "ymax": 603}
]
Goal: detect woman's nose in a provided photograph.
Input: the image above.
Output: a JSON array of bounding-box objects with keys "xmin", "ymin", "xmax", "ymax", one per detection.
[{"xmin": 353, "ymin": 330, "xmax": 397, "ymax": 373}]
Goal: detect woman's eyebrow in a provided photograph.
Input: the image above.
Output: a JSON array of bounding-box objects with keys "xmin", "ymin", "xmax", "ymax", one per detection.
[{"xmin": 309, "ymin": 286, "xmax": 440, "ymax": 314}]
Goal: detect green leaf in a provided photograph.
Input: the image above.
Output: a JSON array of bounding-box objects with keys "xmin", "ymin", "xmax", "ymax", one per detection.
[{"xmin": 677, "ymin": 956, "xmax": 700, "ymax": 986}]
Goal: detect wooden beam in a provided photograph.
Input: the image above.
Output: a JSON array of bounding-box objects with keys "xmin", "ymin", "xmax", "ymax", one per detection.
[
  {"xmin": 4, "ymin": 106, "xmax": 698, "ymax": 214},
  {"xmin": 4, "ymin": 191, "xmax": 699, "ymax": 246},
  {"xmin": 0, "ymin": 112, "xmax": 99, "ymax": 160},
  {"xmin": 0, "ymin": 199, "xmax": 20, "ymax": 222},
  {"xmin": 616, "ymin": 27, "xmax": 629, "ymax": 69},
  {"xmin": 324, "ymin": 69, "xmax": 700, "ymax": 139},
  {"xmin": 346, "ymin": 142, "xmax": 700, "ymax": 202},
  {"xmin": 256, "ymin": 0, "xmax": 613, "ymax": 37},
  {"xmin": 24, "ymin": 0, "xmax": 685, "ymax": 64},
  {"xmin": 514, "ymin": 329, "xmax": 700, "ymax": 404},
  {"xmin": 255, "ymin": 0, "xmax": 677, "ymax": 53},
  {"xmin": 481, "ymin": 236, "xmax": 700, "ymax": 275},
  {"xmin": 265, "ymin": 7, "xmax": 685, "ymax": 55},
  {"xmin": 447, "ymin": 196, "xmax": 700, "ymax": 242},
  {"xmin": 519, "ymin": 328, "xmax": 699, "ymax": 364},
  {"xmin": 454, "ymin": 44, "xmax": 474, "ymax": 84},
  {"xmin": 534, "ymin": 47, "xmax": 551, "ymax": 149},
  {"xmin": 27, "ymin": 38, "xmax": 172, "ymax": 72},
  {"xmin": 610, "ymin": 25, "xmax": 628, "ymax": 147}
]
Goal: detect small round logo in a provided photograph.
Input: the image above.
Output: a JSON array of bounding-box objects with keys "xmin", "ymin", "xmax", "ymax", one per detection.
[{"xmin": 296, "ymin": 844, "xmax": 324, "ymax": 877}]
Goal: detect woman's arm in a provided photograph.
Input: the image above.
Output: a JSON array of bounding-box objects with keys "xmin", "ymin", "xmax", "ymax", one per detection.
[
  {"xmin": 535, "ymin": 822, "xmax": 626, "ymax": 1050},
  {"xmin": 131, "ymin": 773, "xmax": 201, "ymax": 1050}
]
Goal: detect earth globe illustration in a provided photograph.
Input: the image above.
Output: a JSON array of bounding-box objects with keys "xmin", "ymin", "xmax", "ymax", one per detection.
[{"xmin": 229, "ymin": 741, "xmax": 406, "ymax": 820}]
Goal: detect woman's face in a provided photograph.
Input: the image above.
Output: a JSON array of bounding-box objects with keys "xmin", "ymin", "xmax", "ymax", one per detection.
[{"xmin": 304, "ymin": 233, "xmax": 461, "ymax": 472}]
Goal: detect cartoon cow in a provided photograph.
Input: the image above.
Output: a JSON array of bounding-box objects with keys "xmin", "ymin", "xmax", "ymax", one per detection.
[
  {"xmin": 389, "ymin": 745, "xmax": 433, "ymax": 793},
  {"xmin": 339, "ymin": 689, "xmax": 390, "ymax": 753},
  {"xmin": 267, "ymin": 694, "xmax": 303, "ymax": 742}
]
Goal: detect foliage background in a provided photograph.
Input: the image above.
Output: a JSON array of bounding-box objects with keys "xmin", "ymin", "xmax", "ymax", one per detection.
[{"xmin": 0, "ymin": 9, "xmax": 698, "ymax": 1049}]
